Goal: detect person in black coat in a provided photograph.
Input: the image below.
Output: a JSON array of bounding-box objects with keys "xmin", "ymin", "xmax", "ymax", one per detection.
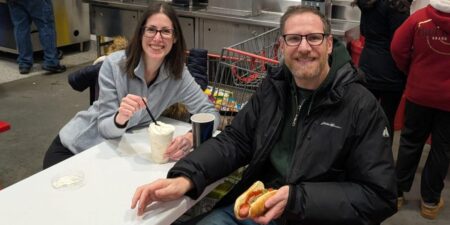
[
  {"xmin": 187, "ymin": 48, "xmax": 209, "ymax": 90},
  {"xmin": 130, "ymin": 6, "xmax": 396, "ymax": 225},
  {"xmin": 353, "ymin": 0, "xmax": 411, "ymax": 142}
]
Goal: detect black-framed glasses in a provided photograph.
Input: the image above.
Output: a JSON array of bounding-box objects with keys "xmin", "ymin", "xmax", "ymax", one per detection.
[
  {"xmin": 142, "ymin": 26, "xmax": 174, "ymax": 39},
  {"xmin": 282, "ymin": 33, "xmax": 328, "ymax": 46}
]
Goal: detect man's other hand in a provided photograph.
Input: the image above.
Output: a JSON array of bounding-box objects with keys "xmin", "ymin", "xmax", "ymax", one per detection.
[
  {"xmin": 253, "ymin": 185, "xmax": 290, "ymax": 224},
  {"xmin": 131, "ymin": 176, "xmax": 193, "ymax": 216}
]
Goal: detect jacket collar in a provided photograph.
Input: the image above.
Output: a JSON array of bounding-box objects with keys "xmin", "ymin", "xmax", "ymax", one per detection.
[{"xmin": 133, "ymin": 56, "xmax": 170, "ymax": 85}]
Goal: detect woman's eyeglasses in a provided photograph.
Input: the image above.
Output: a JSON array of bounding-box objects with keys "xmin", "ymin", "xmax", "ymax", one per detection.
[
  {"xmin": 282, "ymin": 33, "xmax": 329, "ymax": 46},
  {"xmin": 142, "ymin": 26, "xmax": 174, "ymax": 39}
]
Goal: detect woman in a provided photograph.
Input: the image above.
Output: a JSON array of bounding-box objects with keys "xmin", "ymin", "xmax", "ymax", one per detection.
[
  {"xmin": 43, "ymin": 2, "xmax": 219, "ymax": 169},
  {"xmin": 391, "ymin": 0, "xmax": 450, "ymax": 219},
  {"xmin": 353, "ymin": 0, "xmax": 410, "ymax": 141}
]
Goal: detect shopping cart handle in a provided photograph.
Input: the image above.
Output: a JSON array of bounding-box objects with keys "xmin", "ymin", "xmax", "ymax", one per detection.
[{"xmin": 224, "ymin": 48, "xmax": 279, "ymax": 64}]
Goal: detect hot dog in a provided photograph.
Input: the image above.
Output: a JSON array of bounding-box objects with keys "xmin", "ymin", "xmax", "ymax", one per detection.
[{"xmin": 234, "ymin": 181, "xmax": 277, "ymax": 219}]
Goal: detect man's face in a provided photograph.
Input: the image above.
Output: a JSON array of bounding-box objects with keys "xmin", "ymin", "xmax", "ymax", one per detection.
[{"xmin": 280, "ymin": 12, "xmax": 333, "ymax": 89}]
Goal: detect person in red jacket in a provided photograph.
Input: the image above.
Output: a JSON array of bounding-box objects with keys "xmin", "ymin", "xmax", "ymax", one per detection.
[{"xmin": 391, "ymin": 0, "xmax": 450, "ymax": 219}]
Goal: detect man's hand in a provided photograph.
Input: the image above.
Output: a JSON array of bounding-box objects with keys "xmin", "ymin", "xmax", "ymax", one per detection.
[
  {"xmin": 253, "ymin": 185, "xmax": 289, "ymax": 224},
  {"xmin": 165, "ymin": 132, "xmax": 193, "ymax": 160},
  {"xmin": 131, "ymin": 177, "xmax": 193, "ymax": 216}
]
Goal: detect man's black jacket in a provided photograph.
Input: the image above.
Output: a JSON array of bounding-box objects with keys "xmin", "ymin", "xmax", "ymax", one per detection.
[{"xmin": 168, "ymin": 41, "xmax": 397, "ymax": 224}]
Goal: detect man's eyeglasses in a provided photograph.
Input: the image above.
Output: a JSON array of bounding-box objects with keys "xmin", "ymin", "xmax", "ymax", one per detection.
[
  {"xmin": 282, "ymin": 33, "xmax": 328, "ymax": 46},
  {"xmin": 142, "ymin": 26, "xmax": 174, "ymax": 39}
]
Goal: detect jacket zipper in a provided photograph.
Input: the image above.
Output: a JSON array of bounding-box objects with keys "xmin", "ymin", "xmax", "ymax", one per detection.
[{"xmin": 292, "ymin": 99, "xmax": 306, "ymax": 127}]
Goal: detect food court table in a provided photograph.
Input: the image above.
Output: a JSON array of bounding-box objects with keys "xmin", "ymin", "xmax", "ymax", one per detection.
[{"xmin": 0, "ymin": 117, "xmax": 223, "ymax": 225}]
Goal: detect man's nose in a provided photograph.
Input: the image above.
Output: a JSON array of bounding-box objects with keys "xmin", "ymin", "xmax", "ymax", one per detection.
[{"xmin": 297, "ymin": 38, "xmax": 312, "ymax": 51}]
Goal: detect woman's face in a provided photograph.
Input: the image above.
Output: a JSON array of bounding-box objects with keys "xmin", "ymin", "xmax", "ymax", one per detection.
[{"xmin": 141, "ymin": 13, "xmax": 176, "ymax": 62}]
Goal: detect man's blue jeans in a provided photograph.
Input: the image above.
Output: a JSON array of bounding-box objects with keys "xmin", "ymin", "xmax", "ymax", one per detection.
[
  {"xmin": 8, "ymin": 0, "xmax": 59, "ymax": 69},
  {"xmin": 196, "ymin": 205, "xmax": 278, "ymax": 225}
]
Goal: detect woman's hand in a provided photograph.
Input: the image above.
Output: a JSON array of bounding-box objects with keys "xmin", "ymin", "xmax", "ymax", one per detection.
[
  {"xmin": 165, "ymin": 132, "xmax": 193, "ymax": 160},
  {"xmin": 115, "ymin": 94, "xmax": 146, "ymax": 125}
]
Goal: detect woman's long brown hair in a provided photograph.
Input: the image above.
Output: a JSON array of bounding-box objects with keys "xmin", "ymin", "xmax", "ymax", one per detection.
[{"xmin": 125, "ymin": 2, "xmax": 186, "ymax": 79}]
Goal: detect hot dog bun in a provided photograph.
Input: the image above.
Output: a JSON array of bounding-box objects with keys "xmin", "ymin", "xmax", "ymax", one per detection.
[
  {"xmin": 234, "ymin": 181, "xmax": 264, "ymax": 219},
  {"xmin": 234, "ymin": 181, "xmax": 277, "ymax": 219},
  {"xmin": 249, "ymin": 189, "xmax": 277, "ymax": 217}
]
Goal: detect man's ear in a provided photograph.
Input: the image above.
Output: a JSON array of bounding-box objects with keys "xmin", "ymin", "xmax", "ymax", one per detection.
[{"xmin": 327, "ymin": 35, "xmax": 333, "ymax": 55}]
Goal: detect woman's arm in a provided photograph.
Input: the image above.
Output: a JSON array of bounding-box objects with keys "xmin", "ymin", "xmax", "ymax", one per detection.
[{"xmin": 96, "ymin": 56, "xmax": 145, "ymax": 139}]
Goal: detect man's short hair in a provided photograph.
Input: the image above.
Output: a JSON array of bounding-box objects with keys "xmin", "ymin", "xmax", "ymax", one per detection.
[{"xmin": 280, "ymin": 6, "xmax": 331, "ymax": 35}]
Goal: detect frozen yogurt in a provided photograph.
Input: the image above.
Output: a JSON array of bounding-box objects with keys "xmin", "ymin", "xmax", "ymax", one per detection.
[{"xmin": 148, "ymin": 121, "xmax": 175, "ymax": 164}]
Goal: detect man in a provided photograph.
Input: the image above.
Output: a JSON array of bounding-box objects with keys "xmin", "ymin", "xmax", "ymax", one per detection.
[
  {"xmin": 131, "ymin": 6, "xmax": 397, "ymax": 224},
  {"xmin": 7, "ymin": 0, "xmax": 66, "ymax": 74}
]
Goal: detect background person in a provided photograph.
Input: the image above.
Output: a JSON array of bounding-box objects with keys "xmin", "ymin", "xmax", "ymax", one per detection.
[
  {"xmin": 353, "ymin": 0, "xmax": 410, "ymax": 142},
  {"xmin": 7, "ymin": 0, "xmax": 66, "ymax": 74},
  {"xmin": 68, "ymin": 36, "xmax": 128, "ymax": 105},
  {"xmin": 131, "ymin": 6, "xmax": 396, "ymax": 225},
  {"xmin": 43, "ymin": 2, "xmax": 219, "ymax": 169},
  {"xmin": 391, "ymin": 0, "xmax": 450, "ymax": 219}
]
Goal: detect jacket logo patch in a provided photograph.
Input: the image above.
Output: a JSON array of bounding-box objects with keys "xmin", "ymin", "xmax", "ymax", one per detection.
[
  {"xmin": 383, "ymin": 127, "xmax": 390, "ymax": 138},
  {"xmin": 320, "ymin": 122, "xmax": 342, "ymax": 129}
]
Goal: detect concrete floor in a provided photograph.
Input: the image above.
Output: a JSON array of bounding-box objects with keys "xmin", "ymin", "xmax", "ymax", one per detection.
[
  {"xmin": 0, "ymin": 43, "xmax": 449, "ymax": 224},
  {"xmin": 0, "ymin": 44, "xmax": 94, "ymax": 188}
]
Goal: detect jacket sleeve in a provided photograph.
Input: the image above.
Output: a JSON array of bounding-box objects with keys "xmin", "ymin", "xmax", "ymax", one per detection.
[
  {"xmin": 391, "ymin": 16, "xmax": 415, "ymax": 74},
  {"xmin": 97, "ymin": 57, "xmax": 127, "ymax": 139},
  {"xmin": 285, "ymin": 90, "xmax": 397, "ymax": 224},
  {"xmin": 167, "ymin": 78, "xmax": 268, "ymax": 198}
]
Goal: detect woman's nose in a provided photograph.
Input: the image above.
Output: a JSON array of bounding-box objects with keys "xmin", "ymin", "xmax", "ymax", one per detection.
[{"xmin": 152, "ymin": 32, "xmax": 163, "ymax": 41}]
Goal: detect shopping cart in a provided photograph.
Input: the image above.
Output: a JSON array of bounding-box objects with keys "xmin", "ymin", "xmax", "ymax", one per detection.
[
  {"xmin": 208, "ymin": 27, "xmax": 282, "ymax": 129},
  {"xmin": 205, "ymin": 53, "xmax": 221, "ymax": 83}
]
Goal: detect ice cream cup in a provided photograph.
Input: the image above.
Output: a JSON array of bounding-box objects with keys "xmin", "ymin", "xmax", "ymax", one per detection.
[{"xmin": 148, "ymin": 121, "xmax": 175, "ymax": 164}]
